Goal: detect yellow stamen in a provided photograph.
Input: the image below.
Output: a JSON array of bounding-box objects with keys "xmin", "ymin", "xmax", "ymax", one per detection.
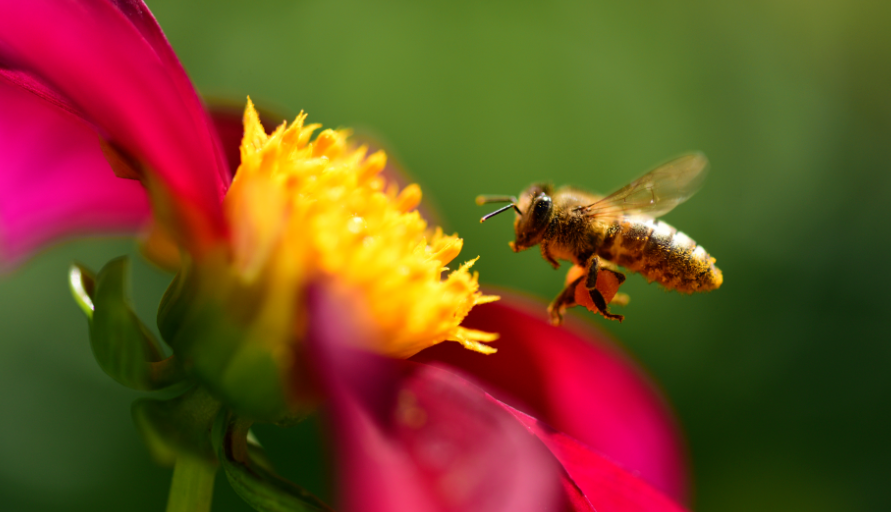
[{"xmin": 224, "ymin": 98, "xmax": 499, "ymax": 358}]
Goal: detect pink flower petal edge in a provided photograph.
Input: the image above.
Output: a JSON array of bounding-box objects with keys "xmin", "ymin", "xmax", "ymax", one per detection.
[
  {"xmin": 0, "ymin": 74, "xmax": 149, "ymax": 266},
  {"xmin": 502, "ymin": 403, "xmax": 689, "ymax": 512},
  {"xmin": 108, "ymin": 0, "xmax": 231, "ymax": 186},
  {"xmin": 0, "ymin": 0, "xmax": 229, "ymax": 258},
  {"xmin": 412, "ymin": 293, "xmax": 689, "ymax": 502},
  {"xmin": 306, "ymin": 284, "xmax": 563, "ymax": 512}
]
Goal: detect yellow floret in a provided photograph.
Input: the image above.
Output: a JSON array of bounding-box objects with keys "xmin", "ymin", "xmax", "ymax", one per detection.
[{"xmin": 223, "ymin": 98, "xmax": 498, "ymax": 358}]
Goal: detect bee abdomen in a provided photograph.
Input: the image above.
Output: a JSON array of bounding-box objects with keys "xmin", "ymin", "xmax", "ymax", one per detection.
[{"xmin": 598, "ymin": 219, "xmax": 722, "ymax": 293}]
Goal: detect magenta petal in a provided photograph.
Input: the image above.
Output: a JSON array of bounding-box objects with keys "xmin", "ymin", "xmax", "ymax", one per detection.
[
  {"xmin": 502, "ymin": 404, "xmax": 688, "ymax": 512},
  {"xmin": 108, "ymin": 0, "xmax": 231, "ymax": 188},
  {"xmin": 0, "ymin": 74, "xmax": 149, "ymax": 266},
  {"xmin": 0, "ymin": 0, "xmax": 228, "ymax": 244},
  {"xmin": 307, "ymin": 285, "xmax": 562, "ymax": 512},
  {"xmin": 412, "ymin": 295, "xmax": 689, "ymax": 502},
  {"xmin": 0, "ymin": 68, "xmax": 85, "ymax": 123},
  {"xmin": 208, "ymin": 106, "xmax": 248, "ymax": 178}
]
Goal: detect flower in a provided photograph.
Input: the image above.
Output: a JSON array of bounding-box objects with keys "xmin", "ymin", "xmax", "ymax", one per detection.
[
  {"xmin": 152, "ymin": 101, "xmax": 500, "ymax": 421},
  {"xmin": 0, "ymin": 1, "xmax": 691, "ymax": 511}
]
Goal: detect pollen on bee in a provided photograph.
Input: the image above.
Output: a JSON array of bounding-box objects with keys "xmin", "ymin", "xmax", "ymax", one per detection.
[
  {"xmin": 673, "ymin": 231, "xmax": 695, "ymax": 252},
  {"xmin": 652, "ymin": 221, "xmax": 675, "ymax": 240}
]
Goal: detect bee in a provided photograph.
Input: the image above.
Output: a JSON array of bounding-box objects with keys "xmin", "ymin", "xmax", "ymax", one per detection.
[{"xmin": 477, "ymin": 152, "xmax": 723, "ymax": 325}]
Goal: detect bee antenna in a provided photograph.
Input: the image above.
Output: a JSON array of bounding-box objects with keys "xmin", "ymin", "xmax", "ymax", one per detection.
[
  {"xmin": 480, "ymin": 203, "xmax": 522, "ymax": 223},
  {"xmin": 475, "ymin": 195, "xmax": 518, "ymax": 206}
]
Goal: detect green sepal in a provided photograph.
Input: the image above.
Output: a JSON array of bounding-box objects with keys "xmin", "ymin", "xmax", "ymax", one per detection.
[
  {"xmin": 132, "ymin": 385, "xmax": 222, "ymax": 466},
  {"xmin": 70, "ymin": 259, "xmax": 187, "ymax": 390},
  {"xmin": 157, "ymin": 258, "xmax": 196, "ymax": 345},
  {"xmin": 212, "ymin": 410, "xmax": 333, "ymax": 512},
  {"xmin": 171, "ymin": 299, "xmax": 289, "ymax": 420},
  {"xmin": 69, "ymin": 263, "xmax": 96, "ymax": 319},
  {"xmin": 158, "ymin": 261, "xmax": 291, "ymax": 421}
]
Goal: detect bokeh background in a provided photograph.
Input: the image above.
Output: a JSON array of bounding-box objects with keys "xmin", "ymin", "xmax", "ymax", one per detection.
[{"xmin": 3, "ymin": 0, "xmax": 890, "ymax": 510}]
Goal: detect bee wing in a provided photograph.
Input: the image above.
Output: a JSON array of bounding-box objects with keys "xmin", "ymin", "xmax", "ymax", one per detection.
[{"xmin": 578, "ymin": 152, "xmax": 709, "ymax": 220}]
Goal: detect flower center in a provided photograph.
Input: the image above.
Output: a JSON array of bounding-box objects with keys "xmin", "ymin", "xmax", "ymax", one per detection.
[{"xmin": 224, "ymin": 99, "xmax": 498, "ymax": 358}]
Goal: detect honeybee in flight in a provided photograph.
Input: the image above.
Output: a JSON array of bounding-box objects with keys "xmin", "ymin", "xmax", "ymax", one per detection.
[{"xmin": 477, "ymin": 152, "xmax": 723, "ymax": 325}]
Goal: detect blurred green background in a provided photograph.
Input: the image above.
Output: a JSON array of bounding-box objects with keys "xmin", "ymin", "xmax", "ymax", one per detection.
[{"xmin": 2, "ymin": 0, "xmax": 890, "ymax": 510}]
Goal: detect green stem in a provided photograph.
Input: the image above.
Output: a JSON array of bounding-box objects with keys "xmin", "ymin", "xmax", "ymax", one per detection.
[{"xmin": 166, "ymin": 454, "xmax": 218, "ymax": 512}]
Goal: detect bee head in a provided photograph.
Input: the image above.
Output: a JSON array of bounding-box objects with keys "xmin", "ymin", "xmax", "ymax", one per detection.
[
  {"xmin": 476, "ymin": 184, "xmax": 553, "ymax": 251},
  {"xmin": 511, "ymin": 184, "xmax": 554, "ymax": 251}
]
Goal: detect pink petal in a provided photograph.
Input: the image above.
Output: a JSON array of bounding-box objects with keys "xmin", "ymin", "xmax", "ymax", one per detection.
[
  {"xmin": 306, "ymin": 285, "xmax": 562, "ymax": 512},
  {"xmin": 208, "ymin": 106, "xmax": 248, "ymax": 178},
  {"xmin": 107, "ymin": 0, "xmax": 232, "ymax": 191},
  {"xmin": 412, "ymin": 294, "xmax": 689, "ymax": 502},
  {"xmin": 0, "ymin": 68, "xmax": 84, "ymax": 123},
  {"xmin": 502, "ymin": 404, "xmax": 688, "ymax": 512},
  {"xmin": 0, "ymin": 73, "xmax": 149, "ymax": 266},
  {"xmin": 0, "ymin": 0, "xmax": 228, "ymax": 251}
]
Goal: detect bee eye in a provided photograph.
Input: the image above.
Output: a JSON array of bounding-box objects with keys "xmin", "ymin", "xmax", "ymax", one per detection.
[
  {"xmin": 532, "ymin": 194, "xmax": 553, "ymax": 225},
  {"xmin": 535, "ymin": 195, "xmax": 551, "ymax": 211}
]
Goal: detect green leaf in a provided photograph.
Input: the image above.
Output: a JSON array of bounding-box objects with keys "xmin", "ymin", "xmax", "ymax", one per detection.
[
  {"xmin": 73, "ymin": 257, "xmax": 186, "ymax": 390},
  {"xmin": 212, "ymin": 411, "xmax": 333, "ymax": 512},
  {"xmin": 132, "ymin": 385, "xmax": 222, "ymax": 466}
]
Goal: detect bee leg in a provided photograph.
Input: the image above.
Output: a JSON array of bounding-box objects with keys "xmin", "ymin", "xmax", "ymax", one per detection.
[
  {"xmin": 584, "ymin": 256, "xmax": 625, "ymax": 322},
  {"xmin": 596, "ymin": 261, "xmax": 630, "ymax": 305},
  {"xmin": 594, "ymin": 259, "xmax": 626, "ymax": 284},
  {"xmin": 540, "ymin": 239, "xmax": 560, "ymax": 269},
  {"xmin": 588, "ymin": 267, "xmax": 626, "ymax": 287},
  {"xmin": 587, "ymin": 284, "xmax": 625, "ymax": 322},
  {"xmin": 547, "ymin": 276, "xmax": 583, "ymax": 326}
]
